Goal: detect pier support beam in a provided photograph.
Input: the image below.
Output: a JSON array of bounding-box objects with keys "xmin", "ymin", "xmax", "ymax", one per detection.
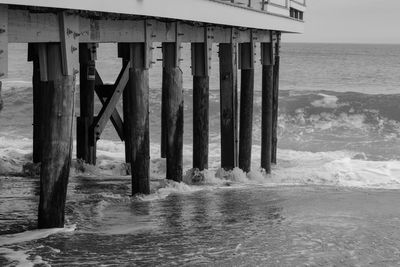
[
  {"xmin": 260, "ymin": 41, "xmax": 274, "ymax": 173},
  {"xmin": 38, "ymin": 43, "xmax": 76, "ymax": 228},
  {"xmin": 191, "ymin": 43, "xmax": 209, "ymax": 171},
  {"xmin": 162, "ymin": 42, "xmax": 183, "ymax": 182},
  {"xmin": 123, "ymin": 65, "xmax": 132, "ymax": 164},
  {"xmin": 272, "ymin": 32, "xmax": 281, "ymax": 164},
  {"xmin": 0, "ymin": 80, "xmax": 2, "ymax": 112},
  {"xmin": 161, "ymin": 45, "xmax": 168, "ymax": 159},
  {"xmin": 0, "ymin": 4, "xmax": 8, "ymax": 84},
  {"xmin": 77, "ymin": 43, "xmax": 97, "ymax": 165},
  {"xmin": 125, "ymin": 43, "xmax": 150, "ymax": 194},
  {"xmin": 119, "ymin": 44, "xmax": 133, "ymax": 164},
  {"xmin": 219, "ymin": 42, "xmax": 238, "ymax": 171},
  {"xmin": 238, "ymin": 42, "xmax": 255, "ymax": 173},
  {"xmin": 28, "ymin": 43, "xmax": 47, "ymax": 164},
  {"xmin": 32, "ymin": 46, "xmax": 43, "ymax": 163}
]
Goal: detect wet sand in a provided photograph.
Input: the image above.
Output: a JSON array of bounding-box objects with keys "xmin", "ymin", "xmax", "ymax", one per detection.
[{"xmin": 2, "ymin": 176, "xmax": 400, "ymax": 266}]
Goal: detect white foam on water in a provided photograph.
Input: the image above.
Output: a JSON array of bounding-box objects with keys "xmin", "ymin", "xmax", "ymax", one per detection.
[
  {"xmin": 0, "ymin": 136, "xmax": 32, "ymax": 174},
  {"xmin": 311, "ymin": 93, "xmax": 339, "ymax": 109},
  {"xmin": 324, "ymin": 158, "xmax": 400, "ymax": 188},
  {"xmin": 0, "ymin": 248, "xmax": 34, "ymax": 267},
  {"xmin": 0, "ymin": 224, "xmax": 76, "ymax": 246},
  {"xmin": 0, "ymin": 248, "xmax": 51, "ymax": 267},
  {"xmin": 3, "ymin": 133, "xmax": 400, "ymax": 194},
  {"xmin": 261, "ymin": 149, "xmax": 400, "ymax": 189},
  {"xmin": 138, "ymin": 180, "xmax": 205, "ymax": 201}
]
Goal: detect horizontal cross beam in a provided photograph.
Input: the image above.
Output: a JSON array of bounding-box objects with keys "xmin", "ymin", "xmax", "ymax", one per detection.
[{"xmin": 7, "ymin": 8, "xmax": 272, "ymax": 44}]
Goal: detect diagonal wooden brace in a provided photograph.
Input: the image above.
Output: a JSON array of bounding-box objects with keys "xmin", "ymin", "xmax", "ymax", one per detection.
[
  {"xmin": 94, "ymin": 70, "xmax": 125, "ymax": 141},
  {"xmin": 94, "ymin": 65, "xmax": 129, "ymax": 140}
]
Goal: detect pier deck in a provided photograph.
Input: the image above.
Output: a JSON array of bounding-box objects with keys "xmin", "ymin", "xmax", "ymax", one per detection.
[{"xmin": 0, "ymin": 0, "xmax": 305, "ymax": 32}]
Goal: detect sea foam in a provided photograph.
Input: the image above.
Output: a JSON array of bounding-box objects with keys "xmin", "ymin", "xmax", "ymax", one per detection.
[
  {"xmin": 0, "ymin": 248, "xmax": 50, "ymax": 267},
  {"xmin": 0, "ymin": 224, "xmax": 76, "ymax": 246},
  {"xmin": 2, "ymin": 133, "xmax": 400, "ymax": 190}
]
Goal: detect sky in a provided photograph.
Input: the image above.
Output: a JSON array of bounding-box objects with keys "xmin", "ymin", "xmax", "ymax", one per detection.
[{"xmin": 284, "ymin": 0, "xmax": 400, "ymax": 44}]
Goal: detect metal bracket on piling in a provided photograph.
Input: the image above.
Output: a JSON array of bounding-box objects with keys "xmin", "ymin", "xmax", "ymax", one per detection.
[
  {"xmin": 230, "ymin": 27, "xmax": 239, "ymax": 68},
  {"xmin": 252, "ymin": 30, "xmax": 258, "ymax": 66},
  {"xmin": 59, "ymin": 12, "xmax": 80, "ymax": 76},
  {"xmin": 205, "ymin": 26, "xmax": 213, "ymax": 76},
  {"xmin": 0, "ymin": 5, "xmax": 8, "ymax": 79},
  {"xmin": 144, "ymin": 19, "xmax": 155, "ymax": 69},
  {"xmin": 175, "ymin": 21, "xmax": 183, "ymax": 67}
]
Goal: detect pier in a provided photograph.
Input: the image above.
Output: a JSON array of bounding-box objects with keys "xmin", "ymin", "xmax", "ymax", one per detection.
[{"xmin": 0, "ymin": 0, "xmax": 305, "ymax": 228}]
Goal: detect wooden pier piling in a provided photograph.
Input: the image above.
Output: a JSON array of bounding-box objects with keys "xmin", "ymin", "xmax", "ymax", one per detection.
[
  {"xmin": 272, "ymin": 32, "xmax": 281, "ymax": 164},
  {"xmin": 77, "ymin": 43, "xmax": 96, "ymax": 165},
  {"xmin": 32, "ymin": 48, "xmax": 42, "ymax": 164},
  {"xmin": 163, "ymin": 42, "xmax": 184, "ymax": 182},
  {"xmin": 28, "ymin": 43, "xmax": 46, "ymax": 164},
  {"xmin": 219, "ymin": 42, "xmax": 238, "ymax": 171},
  {"xmin": 118, "ymin": 44, "xmax": 133, "ymax": 164},
  {"xmin": 238, "ymin": 42, "xmax": 255, "ymax": 173},
  {"xmin": 161, "ymin": 43, "xmax": 169, "ymax": 160},
  {"xmin": 192, "ymin": 43, "xmax": 210, "ymax": 171},
  {"xmin": 38, "ymin": 43, "xmax": 75, "ymax": 228},
  {"xmin": 125, "ymin": 43, "xmax": 150, "ymax": 194},
  {"xmin": 0, "ymin": 80, "xmax": 2, "ymax": 112},
  {"xmin": 260, "ymin": 41, "xmax": 274, "ymax": 174}
]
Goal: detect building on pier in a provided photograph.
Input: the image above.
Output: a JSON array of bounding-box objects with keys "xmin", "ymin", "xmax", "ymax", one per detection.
[{"xmin": 0, "ymin": 0, "xmax": 306, "ymax": 228}]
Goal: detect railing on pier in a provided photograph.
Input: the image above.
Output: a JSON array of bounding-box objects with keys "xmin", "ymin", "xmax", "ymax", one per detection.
[{"xmin": 217, "ymin": 0, "xmax": 306, "ymax": 20}]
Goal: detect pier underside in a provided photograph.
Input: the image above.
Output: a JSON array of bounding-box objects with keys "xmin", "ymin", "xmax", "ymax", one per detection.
[
  {"xmin": 0, "ymin": 0, "xmax": 305, "ymax": 33},
  {"xmin": 0, "ymin": 2, "xmax": 299, "ymax": 228}
]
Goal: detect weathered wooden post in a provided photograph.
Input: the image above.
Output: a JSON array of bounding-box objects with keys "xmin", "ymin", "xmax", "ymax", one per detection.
[
  {"xmin": 0, "ymin": 5, "xmax": 7, "ymax": 113},
  {"xmin": 38, "ymin": 13, "xmax": 79, "ymax": 228},
  {"xmin": 28, "ymin": 43, "xmax": 47, "ymax": 163},
  {"xmin": 162, "ymin": 23, "xmax": 184, "ymax": 181},
  {"xmin": 38, "ymin": 43, "xmax": 76, "ymax": 228},
  {"xmin": 125, "ymin": 43, "xmax": 150, "ymax": 194},
  {"xmin": 191, "ymin": 32, "xmax": 211, "ymax": 170},
  {"xmin": 119, "ymin": 43, "xmax": 133, "ymax": 164},
  {"xmin": 260, "ymin": 35, "xmax": 274, "ymax": 174},
  {"xmin": 238, "ymin": 39, "xmax": 255, "ymax": 173},
  {"xmin": 31, "ymin": 45, "xmax": 42, "ymax": 163},
  {"xmin": 77, "ymin": 43, "xmax": 97, "ymax": 165},
  {"xmin": 0, "ymin": 80, "xmax": 2, "ymax": 112},
  {"xmin": 272, "ymin": 32, "xmax": 281, "ymax": 164},
  {"xmin": 161, "ymin": 44, "xmax": 169, "ymax": 159},
  {"xmin": 219, "ymin": 34, "xmax": 238, "ymax": 171}
]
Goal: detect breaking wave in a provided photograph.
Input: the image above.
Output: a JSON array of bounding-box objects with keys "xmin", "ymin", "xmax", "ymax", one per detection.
[{"xmin": 2, "ymin": 87, "xmax": 400, "ymax": 190}]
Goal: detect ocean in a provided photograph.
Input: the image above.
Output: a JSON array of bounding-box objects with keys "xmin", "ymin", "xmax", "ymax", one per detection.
[{"xmin": 1, "ymin": 43, "xmax": 400, "ymax": 266}]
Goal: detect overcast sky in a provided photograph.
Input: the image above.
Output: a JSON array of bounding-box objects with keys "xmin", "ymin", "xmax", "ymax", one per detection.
[{"xmin": 284, "ymin": 0, "xmax": 400, "ymax": 44}]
